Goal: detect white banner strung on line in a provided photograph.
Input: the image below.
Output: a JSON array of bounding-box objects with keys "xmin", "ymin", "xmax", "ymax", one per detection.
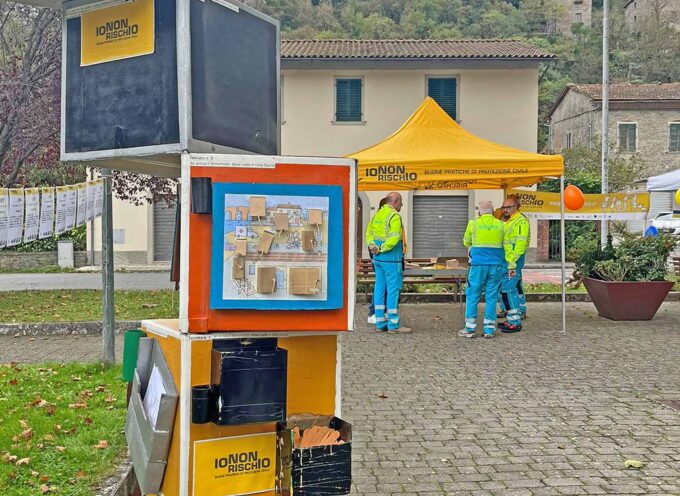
[
  {"xmin": 7, "ymin": 189, "xmax": 25, "ymax": 247},
  {"xmin": 55, "ymin": 186, "xmax": 68, "ymax": 235},
  {"xmin": 0, "ymin": 189, "xmax": 8, "ymax": 248},
  {"xmin": 76, "ymin": 183, "xmax": 87, "ymax": 227},
  {"xmin": 86, "ymin": 181, "xmax": 95, "ymax": 223},
  {"xmin": 94, "ymin": 179, "xmax": 104, "ymax": 218},
  {"xmin": 23, "ymin": 188, "xmax": 40, "ymax": 243},
  {"xmin": 39, "ymin": 187, "xmax": 55, "ymax": 239},
  {"xmin": 65, "ymin": 185, "xmax": 77, "ymax": 231}
]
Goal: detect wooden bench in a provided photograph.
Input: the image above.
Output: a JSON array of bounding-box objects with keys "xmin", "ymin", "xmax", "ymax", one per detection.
[{"xmin": 357, "ymin": 257, "xmax": 468, "ymax": 303}]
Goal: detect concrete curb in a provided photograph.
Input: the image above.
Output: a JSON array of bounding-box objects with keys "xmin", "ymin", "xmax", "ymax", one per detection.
[
  {"xmin": 0, "ymin": 320, "xmax": 140, "ymax": 336},
  {"xmin": 95, "ymin": 460, "xmax": 137, "ymax": 496}
]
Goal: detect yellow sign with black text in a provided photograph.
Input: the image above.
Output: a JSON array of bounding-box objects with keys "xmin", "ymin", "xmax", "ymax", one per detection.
[
  {"xmin": 193, "ymin": 432, "xmax": 277, "ymax": 496},
  {"xmin": 80, "ymin": 0, "xmax": 155, "ymax": 67},
  {"xmin": 506, "ymin": 188, "xmax": 650, "ymax": 220}
]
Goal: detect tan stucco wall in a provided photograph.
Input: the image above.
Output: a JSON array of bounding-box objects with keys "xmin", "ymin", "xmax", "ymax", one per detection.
[
  {"xmin": 283, "ymin": 68, "xmax": 539, "ymax": 257},
  {"xmin": 87, "ymin": 196, "xmax": 151, "ymax": 262}
]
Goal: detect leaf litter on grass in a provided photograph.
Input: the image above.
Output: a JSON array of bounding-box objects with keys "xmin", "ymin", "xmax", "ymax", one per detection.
[{"xmin": 0, "ymin": 363, "xmax": 128, "ymax": 495}]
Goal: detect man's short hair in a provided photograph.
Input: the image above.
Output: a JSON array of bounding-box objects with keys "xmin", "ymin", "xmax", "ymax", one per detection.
[{"xmin": 506, "ymin": 194, "xmax": 521, "ymax": 208}]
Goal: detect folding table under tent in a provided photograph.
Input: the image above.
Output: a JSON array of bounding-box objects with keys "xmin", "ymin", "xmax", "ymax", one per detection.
[{"xmin": 347, "ymin": 97, "xmax": 569, "ymax": 332}]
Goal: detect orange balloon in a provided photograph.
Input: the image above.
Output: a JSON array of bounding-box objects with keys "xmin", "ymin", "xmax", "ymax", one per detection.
[{"xmin": 564, "ymin": 184, "xmax": 585, "ymax": 210}]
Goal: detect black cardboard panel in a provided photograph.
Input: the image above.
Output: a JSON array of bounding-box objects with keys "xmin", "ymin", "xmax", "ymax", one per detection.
[{"xmin": 64, "ymin": 0, "xmax": 179, "ymax": 153}]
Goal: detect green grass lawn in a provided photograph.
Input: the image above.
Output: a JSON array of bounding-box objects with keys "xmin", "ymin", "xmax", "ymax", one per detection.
[
  {"xmin": 0, "ymin": 290, "xmax": 178, "ymax": 323},
  {"xmin": 0, "ymin": 363, "xmax": 128, "ymax": 495}
]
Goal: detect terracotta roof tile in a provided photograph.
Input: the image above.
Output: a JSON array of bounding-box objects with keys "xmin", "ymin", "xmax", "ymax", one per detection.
[
  {"xmin": 281, "ymin": 39, "xmax": 556, "ymax": 60},
  {"xmin": 570, "ymin": 83, "xmax": 680, "ymax": 100}
]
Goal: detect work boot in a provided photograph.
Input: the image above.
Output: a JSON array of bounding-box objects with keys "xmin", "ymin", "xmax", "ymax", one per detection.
[
  {"xmin": 499, "ymin": 322, "xmax": 522, "ymax": 333},
  {"xmin": 367, "ymin": 314, "xmax": 377, "ymax": 324},
  {"xmin": 483, "ymin": 332, "xmax": 495, "ymax": 339},
  {"xmin": 497, "ymin": 310, "xmax": 507, "ymax": 319},
  {"xmin": 457, "ymin": 329, "xmax": 476, "ymax": 338},
  {"xmin": 388, "ymin": 326, "xmax": 413, "ymax": 334}
]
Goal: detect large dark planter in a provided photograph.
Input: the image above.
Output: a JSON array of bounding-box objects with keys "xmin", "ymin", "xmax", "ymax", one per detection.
[{"xmin": 583, "ymin": 278, "xmax": 673, "ymax": 321}]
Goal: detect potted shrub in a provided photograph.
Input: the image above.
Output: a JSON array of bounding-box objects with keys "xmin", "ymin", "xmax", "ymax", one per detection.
[{"xmin": 571, "ymin": 233, "xmax": 677, "ymax": 321}]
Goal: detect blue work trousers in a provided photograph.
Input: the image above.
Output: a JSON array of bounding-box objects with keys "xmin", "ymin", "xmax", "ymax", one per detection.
[
  {"xmin": 501, "ymin": 266, "xmax": 523, "ymax": 326},
  {"xmin": 499, "ymin": 268, "xmax": 526, "ymax": 314},
  {"xmin": 373, "ymin": 260, "xmax": 403, "ymax": 331},
  {"xmin": 465, "ymin": 264, "xmax": 504, "ymax": 335}
]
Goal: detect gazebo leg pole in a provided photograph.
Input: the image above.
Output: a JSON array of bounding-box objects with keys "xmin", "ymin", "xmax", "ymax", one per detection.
[{"xmin": 560, "ymin": 176, "xmax": 567, "ymax": 335}]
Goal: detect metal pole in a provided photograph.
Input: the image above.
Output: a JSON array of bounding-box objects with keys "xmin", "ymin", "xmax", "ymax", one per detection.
[
  {"xmin": 89, "ymin": 167, "xmax": 95, "ymax": 266},
  {"xmin": 560, "ymin": 175, "xmax": 567, "ymax": 335},
  {"xmin": 101, "ymin": 168, "xmax": 115, "ymax": 364},
  {"xmin": 601, "ymin": 0, "xmax": 610, "ymax": 245}
]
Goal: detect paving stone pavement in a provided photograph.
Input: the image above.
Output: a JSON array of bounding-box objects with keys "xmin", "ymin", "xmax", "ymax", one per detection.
[{"xmin": 2, "ymin": 302, "xmax": 680, "ymax": 496}]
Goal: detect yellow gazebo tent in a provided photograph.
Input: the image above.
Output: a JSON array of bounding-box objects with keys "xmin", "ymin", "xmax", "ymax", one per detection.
[
  {"xmin": 347, "ymin": 97, "xmax": 568, "ymax": 333},
  {"xmin": 348, "ymin": 97, "xmax": 564, "ymax": 191}
]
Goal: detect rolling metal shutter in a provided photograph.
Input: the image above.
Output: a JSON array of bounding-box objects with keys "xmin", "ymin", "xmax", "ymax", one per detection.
[
  {"xmin": 412, "ymin": 195, "xmax": 469, "ymax": 258},
  {"xmin": 153, "ymin": 201, "xmax": 177, "ymax": 262}
]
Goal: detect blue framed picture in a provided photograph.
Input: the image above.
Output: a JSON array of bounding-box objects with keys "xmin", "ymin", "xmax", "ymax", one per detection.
[{"xmin": 210, "ymin": 182, "xmax": 343, "ymax": 310}]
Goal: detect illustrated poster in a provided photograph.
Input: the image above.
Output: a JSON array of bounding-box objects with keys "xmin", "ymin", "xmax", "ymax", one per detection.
[{"xmin": 220, "ymin": 194, "xmax": 329, "ymax": 301}]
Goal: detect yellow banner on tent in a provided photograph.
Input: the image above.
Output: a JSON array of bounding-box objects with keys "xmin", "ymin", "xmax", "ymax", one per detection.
[
  {"xmin": 193, "ymin": 432, "xmax": 276, "ymax": 496},
  {"xmin": 348, "ymin": 98, "xmax": 564, "ymax": 191},
  {"xmin": 80, "ymin": 0, "xmax": 155, "ymax": 67},
  {"xmin": 506, "ymin": 188, "xmax": 650, "ymax": 220}
]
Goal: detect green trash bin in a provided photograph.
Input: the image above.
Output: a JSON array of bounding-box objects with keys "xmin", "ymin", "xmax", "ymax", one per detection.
[{"xmin": 122, "ymin": 329, "xmax": 147, "ymax": 382}]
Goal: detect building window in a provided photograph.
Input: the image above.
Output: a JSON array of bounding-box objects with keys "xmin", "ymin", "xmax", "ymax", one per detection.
[
  {"xmin": 670, "ymin": 123, "xmax": 680, "ymax": 152},
  {"xmin": 565, "ymin": 131, "xmax": 573, "ymax": 149},
  {"xmin": 427, "ymin": 77, "xmax": 457, "ymax": 120},
  {"xmin": 618, "ymin": 123, "xmax": 637, "ymax": 152},
  {"xmin": 335, "ymin": 78, "xmax": 362, "ymax": 122},
  {"xmin": 575, "ymin": 12, "xmax": 583, "ymax": 22}
]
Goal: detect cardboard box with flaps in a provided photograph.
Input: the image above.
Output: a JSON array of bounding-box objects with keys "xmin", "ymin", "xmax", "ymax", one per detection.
[
  {"xmin": 277, "ymin": 416, "xmax": 352, "ymax": 496},
  {"xmin": 288, "ymin": 267, "xmax": 321, "ymax": 296}
]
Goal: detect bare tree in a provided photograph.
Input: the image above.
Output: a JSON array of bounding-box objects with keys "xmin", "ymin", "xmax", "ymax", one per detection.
[{"xmin": 0, "ymin": 2, "xmax": 63, "ymax": 187}]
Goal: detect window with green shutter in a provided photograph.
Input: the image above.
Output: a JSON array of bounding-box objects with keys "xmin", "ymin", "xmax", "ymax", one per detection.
[
  {"xmin": 670, "ymin": 123, "xmax": 680, "ymax": 152},
  {"xmin": 335, "ymin": 79, "xmax": 362, "ymax": 122},
  {"xmin": 618, "ymin": 123, "xmax": 637, "ymax": 152},
  {"xmin": 428, "ymin": 78, "xmax": 457, "ymax": 120}
]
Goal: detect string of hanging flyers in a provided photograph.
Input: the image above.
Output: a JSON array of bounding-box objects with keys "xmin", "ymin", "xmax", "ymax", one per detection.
[{"xmin": 0, "ymin": 179, "xmax": 105, "ymax": 249}]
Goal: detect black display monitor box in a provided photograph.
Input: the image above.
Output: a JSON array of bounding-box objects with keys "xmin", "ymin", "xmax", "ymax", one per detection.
[{"xmin": 61, "ymin": 0, "xmax": 280, "ymax": 176}]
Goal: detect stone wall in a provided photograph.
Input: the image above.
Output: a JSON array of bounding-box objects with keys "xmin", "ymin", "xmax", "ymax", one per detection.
[{"xmin": 0, "ymin": 251, "xmax": 89, "ymax": 270}]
